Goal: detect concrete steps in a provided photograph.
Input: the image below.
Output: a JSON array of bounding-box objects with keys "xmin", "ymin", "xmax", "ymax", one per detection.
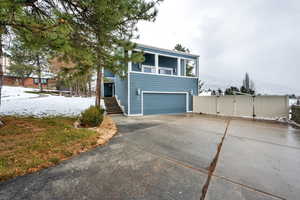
[{"xmin": 104, "ymin": 97, "xmax": 123, "ymax": 114}]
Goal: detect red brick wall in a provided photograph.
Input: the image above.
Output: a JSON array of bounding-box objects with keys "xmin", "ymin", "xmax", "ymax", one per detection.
[
  {"xmin": 3, "ymin": 76, "xmax": 57, "ymax": 89},
  {"xmin": 3, "ymin": 76, "xmax": 22, "ymax": 86},
  {"xmin": 23, "ymin": 78, "xmax": 49, "ymax": 89},
  {"xmin": 23, "ymin": 78, "xmax": 35, "ymax": 87}
]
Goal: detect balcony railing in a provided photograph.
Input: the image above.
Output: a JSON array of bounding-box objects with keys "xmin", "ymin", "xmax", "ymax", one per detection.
[
  {"xmin": 141, "ymin": 65, "xmax": 174, "ymax": 75},
  {"xmin": 141, "ymin": 65, "xmax": 156, "ymax": 73},
  {"xmin": 158, "ymin": 67, "xmax": 173, "ymax": 75}
]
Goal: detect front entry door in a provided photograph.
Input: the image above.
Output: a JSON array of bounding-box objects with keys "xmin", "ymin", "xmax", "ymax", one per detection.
[{"xmin": 104, "ymin": 83, "xmax": 114, "ymax": 97}]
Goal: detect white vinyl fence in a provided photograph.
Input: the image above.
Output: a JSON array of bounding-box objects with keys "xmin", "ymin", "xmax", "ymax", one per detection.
[{"xmin": 193, "ymin": 95, "xmax": 289, "ymax": 119}]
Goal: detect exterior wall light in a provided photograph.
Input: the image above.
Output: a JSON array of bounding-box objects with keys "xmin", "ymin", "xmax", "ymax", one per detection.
[
  {"xmin": 136, "ymin": 88, "xmax": 141, "ymax": 96},
  {"xmin": 189, "ymin": 89, "xmax": 193, "ymax": 95}
]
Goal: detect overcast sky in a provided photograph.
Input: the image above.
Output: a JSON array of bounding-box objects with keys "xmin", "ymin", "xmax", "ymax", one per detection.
[{"xmin": 136, "ymin": 0, "xmax": 300, "ymax": 95}]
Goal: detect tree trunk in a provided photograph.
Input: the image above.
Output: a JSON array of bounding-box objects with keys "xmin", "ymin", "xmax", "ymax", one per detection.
[
  {"xmin": 95, "ymin": 66, "xmax": 103, "ymax": 107},
  {"xmin": 36, "ymin": 55, "xmax": 43, "ymax": 92},
  {"xmin": 0, "ymin": 34, "xmax": 3, "ymax": 108},
  {"xmin": 76, "ymin": 82, "xmax": 79, "ymax": 96},
  {"xmin": 88, "ymin": 78, "xmax": 92, "ymax": 97},
  {"xmin": 21, "ymin": 78, "xmax": 25, "ymax": 86},
  {"xmin": 0, "ymin": 33, "xmax": 4, "ymax": 126}
]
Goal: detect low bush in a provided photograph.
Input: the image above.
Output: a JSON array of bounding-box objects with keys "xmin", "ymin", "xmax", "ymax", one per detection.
[{"xmin": 80, "ymin": 106, "xmax": 104, "ymax": 127}]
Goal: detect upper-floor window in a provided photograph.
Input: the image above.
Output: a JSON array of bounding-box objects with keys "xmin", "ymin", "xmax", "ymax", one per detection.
[
  {"xmin": 132, "ymin": 52, "xmax": 155, "ymax": 72},
  {"xmin": 143, "ymin": 53, "xmax": 155, "ymax": 66},
  {"xmin": 181, "ymin": 59, "xmax": 197, "ymax": 77},
  {"xmin": 158, "ymin": 55, "xmax": 177, "ymax": 75},
  {"xmin": 186, "ymin": 60, "xmax": 196, "ymax": 77}
]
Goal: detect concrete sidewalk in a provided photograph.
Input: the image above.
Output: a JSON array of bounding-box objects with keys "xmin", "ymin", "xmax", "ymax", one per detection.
[{"xmin": 1, "ymin": 114, "xmax": 300, "ymax": 200}]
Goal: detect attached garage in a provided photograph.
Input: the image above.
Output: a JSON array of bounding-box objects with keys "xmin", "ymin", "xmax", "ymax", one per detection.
[{"xmin": 142, "ymin": 92, "xmax": 188, "ymax": 115}]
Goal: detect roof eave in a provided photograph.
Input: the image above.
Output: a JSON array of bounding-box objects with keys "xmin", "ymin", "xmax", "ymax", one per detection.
[{"xmin": 136, "ymin": 43, "xmax": 200, "ymax": 58}]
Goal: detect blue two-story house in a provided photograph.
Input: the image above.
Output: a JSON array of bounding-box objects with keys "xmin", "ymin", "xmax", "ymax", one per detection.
[{"xmin": 103, "ymin": 43, "xmax": 200, "ymax": 116}]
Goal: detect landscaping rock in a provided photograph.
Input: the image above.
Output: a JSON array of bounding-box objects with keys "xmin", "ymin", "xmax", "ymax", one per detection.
[
  {"xmin": 73, "ymin": 120, "xmax": 81, "ymax": 128},
  {"xmin": 95, "ymin": 116, "xmax": 118, "ymax": 145}
]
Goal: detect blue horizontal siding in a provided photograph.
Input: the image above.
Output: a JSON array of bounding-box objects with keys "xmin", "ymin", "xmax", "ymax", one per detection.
[
  {"xmin": 115, "ymin": 75, "xmax": 128, "ymax": 114},
  {"xmin": 129, "ymin": 72, "xmax": 198, "ymax": 115}
]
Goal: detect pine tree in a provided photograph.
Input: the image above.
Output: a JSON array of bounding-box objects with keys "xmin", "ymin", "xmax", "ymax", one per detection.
[
  {"xmin": 0, "ymin": 0, "xmax": 69, "ymax": 117},
  {"xmin": 0, "ymin": 0, "xmax": 162, "ymax": 111},
  {"xmin": 243, "ymin": 73, "xmax": 250, "ymax": 90},
  {"xmin": 54, "ymin": 0, "xmax": 162, "ymax": 107},
  {"xmin": 174, "ymin": 44, "xmax": 190, "ymax": 53},
  {"xmin": 241, "ymin": 72, "xmax": 255, "ymax": 95},
  {"xmin": 8, "ymin": 40, "xmax": 50, "ymax": 91},
  {"xmin": 225, "ymin": 86, "xmax": 240, "ymax": 95},
  {"xmin": 217, "ymin": 88, "xmax": 223, "ymax": 96},
  {"xmin": 198, "ymin": 80, "xmax": 205, "ymax": 94}
]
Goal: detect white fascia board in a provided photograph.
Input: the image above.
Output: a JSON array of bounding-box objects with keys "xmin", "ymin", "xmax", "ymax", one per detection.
[
  {"xmin": 136, "ymin": 43, "xmax": 200, "ymax": 58},
  {"xmin": 133, "ymin": 48, "xmax": 197, "ymax": 61}
]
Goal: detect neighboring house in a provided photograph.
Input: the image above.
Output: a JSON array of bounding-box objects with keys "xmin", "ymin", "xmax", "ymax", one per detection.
[
  {"xmin": 3, "ymin": 75, "xmax": 56, "ymax": 89},
  {"xmin": 103, "ymin": 43, "xmax": 200, "ymax": 116},
  {"xmin": 2, "ymin": 56, "xmax": 57, "ymax": 89}
]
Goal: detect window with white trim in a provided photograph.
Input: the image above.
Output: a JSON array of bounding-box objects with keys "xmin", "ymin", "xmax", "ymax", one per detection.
[{"xmin": 34, "ymin": 78, "xmax": 47, "ymax": 84}]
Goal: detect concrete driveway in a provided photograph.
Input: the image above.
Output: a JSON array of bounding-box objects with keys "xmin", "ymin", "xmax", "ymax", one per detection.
[{"xmin": 1, "ymin": 114, "xmax": 300, "ymax": 200}]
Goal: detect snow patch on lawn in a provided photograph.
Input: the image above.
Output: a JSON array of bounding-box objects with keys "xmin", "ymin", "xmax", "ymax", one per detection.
[
  {"xmin": 1, "ymin": 86, "xmax": 39, "ymax": 100},
  {"xmin": 1, "ymin": 86, "xmax": 98, "ymax": 117}
]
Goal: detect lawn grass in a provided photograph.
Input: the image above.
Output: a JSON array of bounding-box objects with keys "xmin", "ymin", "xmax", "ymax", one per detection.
[{"xmin": 0, "ymin": 116, "xmax": 100, "ymax": 182}]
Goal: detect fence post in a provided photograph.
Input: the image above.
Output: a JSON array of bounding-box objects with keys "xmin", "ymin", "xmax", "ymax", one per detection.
[
  {"xmin": 233, "ymin": 95, "xmax": 237, "ymax": 116},
  {"xmin": 252, "ymin": 95, "xmax": 256, "ymax": 119},
  {"xmin": 216, "ymin": 96, "xmax": 220, "ymax": 115}
]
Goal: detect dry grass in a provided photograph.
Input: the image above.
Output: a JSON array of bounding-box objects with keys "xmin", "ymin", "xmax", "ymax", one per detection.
[{"xmin": 0, "ymin": 116, "xmax": 116, "ymax": 182}]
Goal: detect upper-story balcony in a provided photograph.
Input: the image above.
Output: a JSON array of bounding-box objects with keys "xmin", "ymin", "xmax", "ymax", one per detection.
[{"xmin": 128, "ymin": 44, "xmax": 199, "ymax": 78}]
